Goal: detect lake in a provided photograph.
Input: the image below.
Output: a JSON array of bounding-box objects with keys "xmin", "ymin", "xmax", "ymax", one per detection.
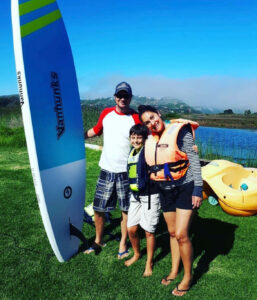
[{"xmin": 195, "ymin": 126, "xmax": 257, "ymax": 163}]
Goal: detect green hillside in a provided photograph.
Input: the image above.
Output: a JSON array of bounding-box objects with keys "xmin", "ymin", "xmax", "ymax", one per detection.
[{"xmin": 82, "ymin": 95, "xmax": 200, "ymax": 114}]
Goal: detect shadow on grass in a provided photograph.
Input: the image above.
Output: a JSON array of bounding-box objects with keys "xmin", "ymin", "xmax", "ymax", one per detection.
[
  {"xmin": 152, "ymin": 212, "xmax": 238, "ymax": 284},
  {"xmin": 80, "ymin": 208, "xmax": 238, "ymax": 282},
  {"xmin": 191, "ymin": 212, "xmax": 238, "ymax": 285},
  {"xmin": 79, "ymin": 214, "xmax": 122, "ymax": 254},
  {"xmin": 0, "ymin": 232, "xmax": 54, "ymax": 260},
  {"xmin": 154, "ymin": 214, "xmax": 170, "ymax": 262}
]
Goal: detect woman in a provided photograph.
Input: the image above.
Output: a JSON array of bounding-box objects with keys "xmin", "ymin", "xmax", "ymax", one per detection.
[{"xmin": 138, "ymin": 105, "xmax": 203, "ymax": 297}]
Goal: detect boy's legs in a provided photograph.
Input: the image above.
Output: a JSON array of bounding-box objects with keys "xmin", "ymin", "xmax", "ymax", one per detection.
[
  {"xmin": 140, "ymin": 193, "xmax": 161, "ymax": 276},
  {"xmin": 125, "ymin": 193, "xmax": 141, "ymax": 265},
  {"xmin": 143, "ymin": 231, "xmax": 155, "ymax": 277},
  {"xmin": 125, "ymin": 225, "xmax": 141, "ymax": 266}
]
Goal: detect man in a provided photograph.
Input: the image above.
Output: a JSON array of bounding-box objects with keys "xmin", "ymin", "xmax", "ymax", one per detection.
[{"xmin": 84, "ymin": 82, "xmax": 141, "ymax": 258}]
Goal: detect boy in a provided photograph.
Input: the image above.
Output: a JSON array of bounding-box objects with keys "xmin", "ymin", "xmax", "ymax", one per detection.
[{"xmin": 125, "ymin": 124, "xmax": 161, "ymax": 277}]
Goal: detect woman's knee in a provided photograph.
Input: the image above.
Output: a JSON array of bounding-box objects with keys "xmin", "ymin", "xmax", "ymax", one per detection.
[
  {"xmin": 168, "ymin": 229, "xmax": 176, "ymax": 238},
  {"xmin": 175, "ymin": 231, "xmax": 190, "ymax": 243}
]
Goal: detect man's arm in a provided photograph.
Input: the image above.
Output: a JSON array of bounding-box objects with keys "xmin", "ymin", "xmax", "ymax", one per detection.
[
  {"xmin": 84, "ymin": 128, "xmax": 97, "ymax": 139},
  {"xmin": 84, "ymin": 108, "xmax": 109, "ymax": 139}
]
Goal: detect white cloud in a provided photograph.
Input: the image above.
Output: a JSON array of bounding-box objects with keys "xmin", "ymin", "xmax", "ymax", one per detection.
[{"xmin": 78, "ymin": 74, "xmax": 257, "ymax": 111}]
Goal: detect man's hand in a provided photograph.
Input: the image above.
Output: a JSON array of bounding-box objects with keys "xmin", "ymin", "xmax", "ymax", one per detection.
[
  {"xmin": 192, "ymin": 144, "xmax": 198, "ymax": 153},
  {"xmin": 84, "ymin": 128, "xmax": 97, "ymax": 139}
]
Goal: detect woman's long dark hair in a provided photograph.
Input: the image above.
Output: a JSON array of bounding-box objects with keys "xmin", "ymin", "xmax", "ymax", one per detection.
[{"xmin": 138, "ymin": 105, "xmax": 159, "ymax": 121}]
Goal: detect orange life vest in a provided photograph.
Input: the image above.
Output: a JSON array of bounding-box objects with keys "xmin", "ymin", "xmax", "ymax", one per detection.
[{"xmin": 145, "ymin": 119, "xmax": 199, "ymax": 181}]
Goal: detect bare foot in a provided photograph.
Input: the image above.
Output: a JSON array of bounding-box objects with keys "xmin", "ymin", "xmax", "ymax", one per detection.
[
  {"xmin": 124, "ymin": 254, "xmax": 140, "ymax": 266},
  {"xmin": 143, "ymin": 262, "xmax": 153, "ymax": 277}
]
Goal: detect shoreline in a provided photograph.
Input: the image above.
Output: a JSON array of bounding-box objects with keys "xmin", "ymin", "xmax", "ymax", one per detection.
[{"xmin": 180, "ymin": 113, "xmax": 257, "ymax": 130}]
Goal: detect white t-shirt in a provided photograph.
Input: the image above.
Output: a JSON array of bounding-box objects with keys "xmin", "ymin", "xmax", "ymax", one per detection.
[{"xmin": 93, "ymin": 107, "xmax": 140, "ymax": 173}]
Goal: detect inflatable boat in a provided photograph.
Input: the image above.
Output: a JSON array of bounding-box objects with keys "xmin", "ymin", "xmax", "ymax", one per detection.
[{"xmin": 202, "ymin": 160, "xmax": 257, "ymax": 216}]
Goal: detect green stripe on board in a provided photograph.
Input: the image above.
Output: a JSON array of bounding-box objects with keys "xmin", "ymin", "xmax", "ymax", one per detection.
[
  {"xmin": 21, "ymin": 9, "xmax": 61, "ymax": 38},
  {"xmin": 19, "ymin": 0, "xmax": 56, "ymax": 16}
]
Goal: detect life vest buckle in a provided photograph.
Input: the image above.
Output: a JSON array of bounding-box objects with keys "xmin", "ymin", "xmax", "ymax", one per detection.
[{"xmin": 151, "ymin": 165, "xmax": 160, "ymax": 173}]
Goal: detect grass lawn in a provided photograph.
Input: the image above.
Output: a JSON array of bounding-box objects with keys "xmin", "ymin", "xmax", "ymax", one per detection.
[{"xmin": 1, "ymin": 146, "xmax": 257, "ymax": 300}]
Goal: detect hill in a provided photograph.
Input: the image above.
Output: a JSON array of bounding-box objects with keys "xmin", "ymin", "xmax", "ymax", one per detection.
[
  {"xmin": 0, "ymin": 94, "xmax": 222, "ymax": 114},
  {"xmin": 81, "ymin": 95, "xmax": 200, "ymax": 114},
  {"xmin": 0, "ymin": 95, "xmax": 20, "ymax": 107},
  {"xmin": 1, "ymin": 94, "xmax": 256, "ymax": 129}
]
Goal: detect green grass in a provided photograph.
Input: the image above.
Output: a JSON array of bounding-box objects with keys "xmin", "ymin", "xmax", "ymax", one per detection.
[
  {"xmin": 0, "ymin": 126, "xmax": 26, "ymax": 148},
  {"xmin": 182, "ymin": 113, "xmax": 257, "ymax": 129},
  {"xmin": 1, "ymin": 144, "xmax": 257, "ymax": 300},
  {"xmin": 0, "ymin": 107, "xmax": 23, "ymax": 128}
]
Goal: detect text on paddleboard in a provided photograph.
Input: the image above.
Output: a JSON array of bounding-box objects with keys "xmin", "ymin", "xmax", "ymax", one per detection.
[
  {"xmin": 17, "ymin": 71, "xmax": 24, "ymax": 106},
  {"xmin": 51, "ymin": 72, "xmax": 65, "ymax": 139}
]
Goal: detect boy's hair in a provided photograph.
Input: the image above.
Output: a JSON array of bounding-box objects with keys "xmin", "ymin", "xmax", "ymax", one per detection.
[
  {"xmin": 129, "ymin": 124, "xmax": 148, "ymax": 140},
  {"xmin": 138, "ymin": 105, "xmax": 159, "ymax": 121}
]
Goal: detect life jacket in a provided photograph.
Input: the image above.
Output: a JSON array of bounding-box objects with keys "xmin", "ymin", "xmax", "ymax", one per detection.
[
  {"xmin": 127, "ymin": 146, "xmax": 148, "ymax": 192},
  {"xmin": 145, "ymin": 119, "xmax": 199, "ymax": 181}
]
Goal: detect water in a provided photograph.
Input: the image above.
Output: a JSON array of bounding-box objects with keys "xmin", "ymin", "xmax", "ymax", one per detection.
[{"xmin": 195, "ymin": 126, "xmax": 257, "ymax": 163}]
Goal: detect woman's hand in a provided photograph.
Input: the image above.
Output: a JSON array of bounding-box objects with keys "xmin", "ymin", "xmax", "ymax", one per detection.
[{"xmin": 192, "ymin": 196, "xmax": 202, "ymax": 209}]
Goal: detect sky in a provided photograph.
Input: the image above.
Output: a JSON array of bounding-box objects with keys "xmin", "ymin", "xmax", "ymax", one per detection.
[{"xmin": 1, "ymin": 0, "xmax": 257, "ymax": 111}]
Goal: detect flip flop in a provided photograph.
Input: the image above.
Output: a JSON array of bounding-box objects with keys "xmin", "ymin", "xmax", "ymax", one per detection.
[
  {"xmin": 172, "ymin": 283, "xmax": 191, "ymax": 296},
  {"xmin": 117, "ymin": 249, "xmax": 129, "ymax": 259},
  {"xmin": 160, "ymin": 276, "xmax": 175, "ymax": 286},
  {"xmin": 84, "ymin": 242, "xmax": 106, "ymax": 255}
]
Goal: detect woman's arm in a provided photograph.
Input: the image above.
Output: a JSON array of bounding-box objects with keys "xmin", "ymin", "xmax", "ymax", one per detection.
[{"xmin": 178, "ymin": 126, "xmax": 203, "ymax": 208}]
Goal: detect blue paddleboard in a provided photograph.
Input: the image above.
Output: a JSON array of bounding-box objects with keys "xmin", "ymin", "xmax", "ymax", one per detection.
[{"xmin": 11, "ymin": 0, "xmax": 86, "ymax": 262}]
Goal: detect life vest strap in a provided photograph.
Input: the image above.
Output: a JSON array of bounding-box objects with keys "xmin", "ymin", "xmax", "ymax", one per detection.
[{"xmin": 149, "ymin": 160, "xmax": 189, "ymax": 174}]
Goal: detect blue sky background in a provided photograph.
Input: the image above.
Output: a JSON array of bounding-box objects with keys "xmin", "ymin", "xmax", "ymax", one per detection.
[{"xmin": 1, "ymin": 0, "xmax": 257, "ymax": 111}]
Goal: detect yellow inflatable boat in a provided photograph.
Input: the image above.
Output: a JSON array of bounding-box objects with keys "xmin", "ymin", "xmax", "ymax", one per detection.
[{"xmin": 202, "ymin": 160, "xmax": 257, "ymax": 216}]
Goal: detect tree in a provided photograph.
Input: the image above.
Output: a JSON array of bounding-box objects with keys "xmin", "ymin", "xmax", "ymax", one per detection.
[
  {"xmin": 224, "ymin": 109, "xmax": 234, "ymax": 114},
  {"xmin": 244, "ymin": 109, "xmax": 251, "ymax": 115}
]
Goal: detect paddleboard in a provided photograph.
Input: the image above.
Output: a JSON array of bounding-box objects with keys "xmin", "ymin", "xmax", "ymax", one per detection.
[{"xmin": 11, "ymin": 0, "xmax": 86, "ymax": 262}]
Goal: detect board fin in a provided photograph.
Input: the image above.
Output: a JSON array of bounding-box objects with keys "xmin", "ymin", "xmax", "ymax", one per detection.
[{"xmin": 69, "ymin": 223, "xmax": 88, "ymax": 248}]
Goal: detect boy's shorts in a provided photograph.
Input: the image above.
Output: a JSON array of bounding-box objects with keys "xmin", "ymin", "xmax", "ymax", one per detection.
[
  {"xmin": 127, "ymin": 193, "xmax": 161, "ymax": 233},
  {"xmin": 159, "ymin": 181, "xmax": 194, "ymax": 212},
  {"xmin": 93, "ymin": 169, "xmax": 130, "ymax": 212}
]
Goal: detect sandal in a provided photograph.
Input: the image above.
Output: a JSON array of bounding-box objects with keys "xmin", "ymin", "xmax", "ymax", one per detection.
[
  {"xmin": 160, "ymin": 276, "xmax": 175, "ymax": 286},
  {"xmin": 172, "ymin": 283, "xmax": 191, "ymax": 296},
  {"xmin": 117, "ymin": 249, "xmax": 130, "ymax": 259},
  {"xmin": 84, "ymin": 242, "xmax": 106, "ymax": 255}
]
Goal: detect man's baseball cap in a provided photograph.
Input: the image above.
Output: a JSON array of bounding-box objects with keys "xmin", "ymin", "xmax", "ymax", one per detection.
[{"xmin": 114, "ymin": 82, "xmax": 132, "ymax": 96}]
